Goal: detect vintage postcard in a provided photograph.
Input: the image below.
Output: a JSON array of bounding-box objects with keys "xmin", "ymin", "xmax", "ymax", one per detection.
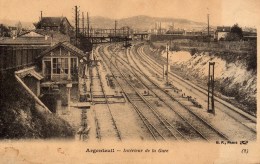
[{"xmin": 0, "ymin": 0, "xmax": 259, "ymax": 163}]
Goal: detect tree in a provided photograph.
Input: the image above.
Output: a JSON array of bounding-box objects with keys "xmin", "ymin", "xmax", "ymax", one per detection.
[
  {"xmin": 79, "ymin": 33, "xmax": 92, "ymax": 52},
  {"xmin": 226, "ymin": 23, "xmax": 243, "ymax": 41},
  {"xmin": 231, "ymin": 24, "xmax": 243, "ymax": 38},
  {"xmin": 0, "ymin": 24, "xmax": 10, "ymax": 37}
]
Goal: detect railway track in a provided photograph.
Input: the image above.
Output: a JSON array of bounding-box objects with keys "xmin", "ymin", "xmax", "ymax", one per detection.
[
  {"xmin": 111, "ymin": 49, "xmax": 205, "ymax": 141},
  {"xmin": 106, "ymin": 45, "xmax": 227, "ymax": 141},
  {"xmin": 99, "ymin": 45, "xmax": 184, "ymax": 141},
  {"xmin": 113, "ymin": 47, "xmax": 229, "ymax": 141},
  {"xmin": 106, "ymin": 45, "xmax": 228, "ymax": 141},
  {"xmin": 89, "ymin": 68, "xmax": 101, "ymax": 140},
  {"xmin": 89, "ymin": 50, "xmax": 122, "ymax": 141},
  {"xmin": 137, "ymin": 44, "xmax": 256, "ymax": 134}
]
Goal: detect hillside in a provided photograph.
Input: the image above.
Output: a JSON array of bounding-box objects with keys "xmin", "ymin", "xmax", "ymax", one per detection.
[
  {"xmin": 82, "ymin": 15, "xmax": 206, "ymax": 30},
  {"xmin": 119, "ymin": 15, "xmax": 206, "ymax": 30},
  {"xmin": 1, "ymin": 15, "xmax": 207, "ymax": 31}
]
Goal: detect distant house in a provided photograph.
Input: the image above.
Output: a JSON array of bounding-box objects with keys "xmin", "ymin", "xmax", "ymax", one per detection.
[
  {"xmin": 35, "ymin": 17, "xmax": 73, "ymax": 35},
  {"xmin": 149, "ymin": 29, "xmax": 158, "ymax": 34},
  {"xmin": 215, "ymin": 26, "xmax": 231, "ymax": 40},
  {"xmin": 16, "ymin": 29, "xmax": 71, "ymax": 45},
  {"xmin": 185, "ymin": 31, "xmax": 202, "ymax": 36},
  {"xmin": 8, "ymin": 26, "xmax": 18, "ymax": 37},
  {"xmin": 38, "ymin": 42, "xmax": 87, "ymax": 82},
  {"xmin": 166, "ymin": 29, "xmax": 185, "ymax": 35},
  {"xmin": 201, "ymin": 29, "xmax": 215, "ymax": 36},
  {"xmin": 158, "ymin": 28, "xmax": 167, "ymax": 34}
]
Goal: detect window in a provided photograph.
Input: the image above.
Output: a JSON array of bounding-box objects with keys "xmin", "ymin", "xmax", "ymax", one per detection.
[
  {"xmin": 52, "ymin": 58, "xmax": 69, "ymax": 74},
  {"xmin": 71, "ymin": 58, "xmax": 77, "ymax": 75},
  {"xmin": 53, "ymin": 58, "xmax": 59, "ymax": 74},
  {"xmin": 61, "ymin": 58, "xmax": 68, "ymax": 74}
]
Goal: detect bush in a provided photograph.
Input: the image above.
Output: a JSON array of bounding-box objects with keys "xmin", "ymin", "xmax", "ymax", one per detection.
[
  {"xmin": 0, "ymin": 74, "xmax": 74, "ymax": 139},
  {"xmin": 247, "ymin": 53, "xmax": 257, "ymax": 71}
]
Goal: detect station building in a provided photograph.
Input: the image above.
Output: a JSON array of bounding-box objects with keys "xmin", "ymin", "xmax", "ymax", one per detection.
[
  {"xmin": 37, "ymin": 41, "xmax": 87, "ymax": 83},
  {"xmin": 36, "ymin": 41, "xmax": 88, "ymax": 109}
]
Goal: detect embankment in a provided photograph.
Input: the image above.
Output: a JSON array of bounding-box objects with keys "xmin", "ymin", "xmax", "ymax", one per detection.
[
  {"xmin": 144, "ymin": 41, "xmax": 256, "ymax": 116},
  {"xmin": 0, "ymin": 72, "xmax": 75, "ymax": 139}
]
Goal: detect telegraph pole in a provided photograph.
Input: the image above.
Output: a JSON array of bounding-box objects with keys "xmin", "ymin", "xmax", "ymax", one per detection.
[
  {"xmin": 207, "ymin": 8, "xmax": 210, "ymax": 44},
  {"xmin": 75, "ymin": 6, "xmax": 78, "ymax": 46},
  {"xmin": 207, "ymin": 13, "xmax": 210, "ymax": 37},
  {"xmin": 40, "ymin": 11, "xmax": 42, "ymax": 21},
  {"xmin": 166, "ymin": 43, "xmax": 169, "ymax": 85},
  {"xmin": 160, "ymin": 22, "xmax": 162, "ymax": 34},
  {"xmin": 82, "ymin": 12, "xmax": 85, "ymax": 35},
  {"xmin": 115, "ymin": 20, "xmax": 117, "ymax": 36},
  {"xmin": 87, "ymin": 12, "xmax": 90, "ymax": 37},
  {"xmin": 77, "ymin": 11, "xmax": 80, "ymax": 35}
]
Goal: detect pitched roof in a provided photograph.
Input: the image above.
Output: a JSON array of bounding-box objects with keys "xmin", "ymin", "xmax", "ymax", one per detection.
[
  {"xmin": 18, "ymin": 31, "xmax": 45, "ymax": 37},
  {"xmin": 15, "ymin": 66, "xmax": 44, "ymax": 80},
  {"xmin": 2, "ymin": 30, "xmax": 71, "ymax": 45},
  {"xmin": 36, "ymin": 17, "xmax": 72, "ymax": 28},
  {"xmin": 35, "ymin": 30, "xmax": 71, "ymax": 42},
  {"xmin": 38, "ymin": 41, "xmax": 86, "ymax": 59},
  {"xmin": 40, "ymin": 17, "xmax": 63, "ymax": 27},
  {"xmin": 0, "ymin": 36, "xmax": 51, "ymax": 45}
]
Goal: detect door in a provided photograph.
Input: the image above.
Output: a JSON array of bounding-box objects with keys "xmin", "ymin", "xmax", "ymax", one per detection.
[{"xmin": 44, "ymin": 60, "xmax": 51, "ymax": 80}]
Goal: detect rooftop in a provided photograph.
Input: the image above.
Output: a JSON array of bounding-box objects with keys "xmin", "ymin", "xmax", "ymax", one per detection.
[
  {"xmin": 216, "ymin": 26, "xmax": 231, "ymax": 32},
  {"xmin": 38, "ymin": 41, "xmax": 86, "ymax": 59},
  {"xmin": 40, "ymin": 17, "xmax": 64, "ymax": 27},
  {"xmin": 35, "ymin": 17, "xmax": 72, "ymax": 28},
  {"xmin": 0, "ymin": 36, "xmax": 51, "ymax": 45}
]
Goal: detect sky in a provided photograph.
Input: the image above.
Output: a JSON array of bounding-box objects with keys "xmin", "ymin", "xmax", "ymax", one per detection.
[{"xmin": 0, "ymin": 0, "xmax": 259, "ymax": 27}]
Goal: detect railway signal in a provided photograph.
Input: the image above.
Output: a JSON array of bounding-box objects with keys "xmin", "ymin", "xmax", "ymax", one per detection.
[{"xmin": 207, "ymin": 62, "xmax": 215, "ymax": 114}]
